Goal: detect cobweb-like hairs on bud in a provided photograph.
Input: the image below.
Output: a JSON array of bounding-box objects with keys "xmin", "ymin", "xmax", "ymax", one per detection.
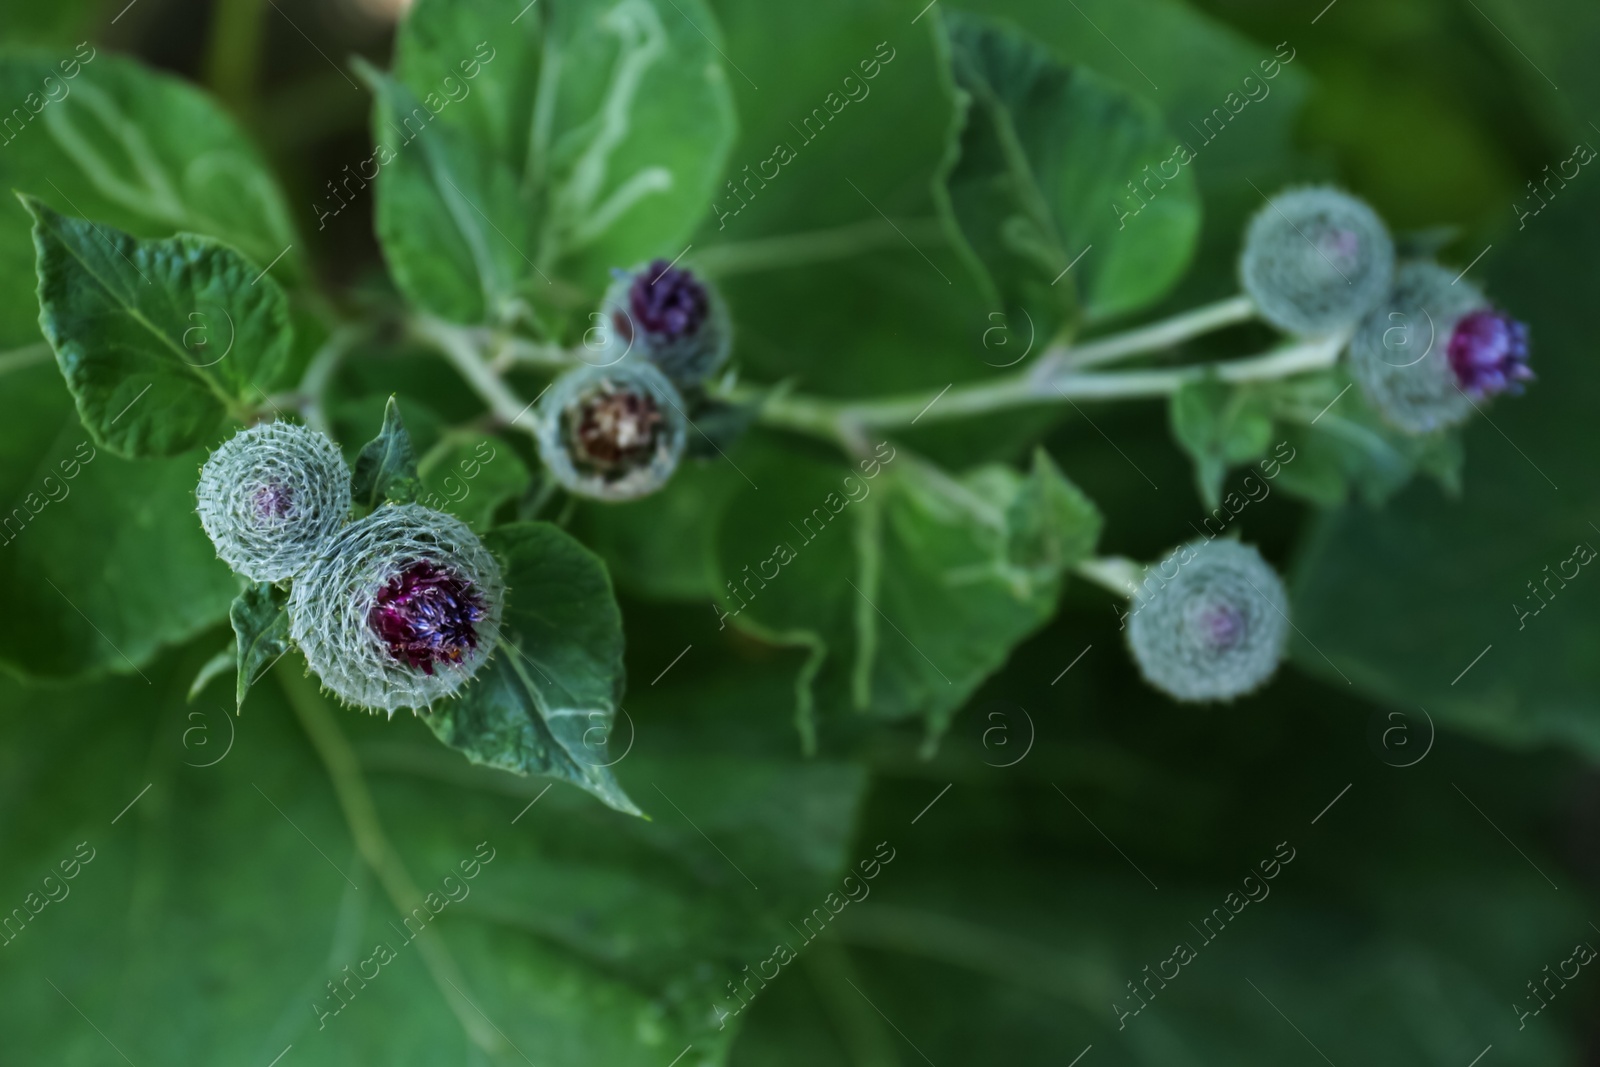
[
  {"xmin": 289, "ymin": 504, "xmax": 505, "ymax": 715},
  {"xmin": 536, "ymin": 361, "xmax": 687, "ymax": 501},
  {"xmin": 597, "ymin": 259, "xmax": 731, "ymax": 386},
  {"xmin": 195, "ymin": 421, "xmax": 352, "ymax": 582},
  {"xmin": 1239, "ymin": 185, "xmax": 1395, "ymax": 336},
  {"xmin": 1126, "ymin": 539, "xmax": 1290, "ymax": 703},
  {"xmin": 1348, "ymin": 261, "xmax": 1492, "ymax": 434}
]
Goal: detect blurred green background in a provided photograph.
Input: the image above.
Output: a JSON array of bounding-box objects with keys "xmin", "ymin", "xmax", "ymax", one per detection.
[{"xmin": 2, "ymin": 0, "xmax": 1598, "ymax": 1063}]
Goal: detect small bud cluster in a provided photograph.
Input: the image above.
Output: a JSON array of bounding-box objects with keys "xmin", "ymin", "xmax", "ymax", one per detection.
[
  {"xmin": 537, "ymin": 362, "xmax": 688, "ymax": 501},
  {"xmin": 289, "ymin": 504, "xmax": 504, "ymax": 714},
  {"xmin": 196, "ymin": 422, "xmax": 352, "ymax": 581},
  {"xmin": 197, "ymin": 423, "xmax": 505, "ymax": 714},
  {"xmin": 1126, "ymin": 540, "xmax": 1290, "ymax": 703},
  {"xmin": 1347, "ymin": 262, "xmax": 1533, "ymax": 433}
]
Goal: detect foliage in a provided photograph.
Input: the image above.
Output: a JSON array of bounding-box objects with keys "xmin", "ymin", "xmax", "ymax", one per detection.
[{"xmin": 0, "ymin": 0, "xmax": 1594, "ymax": 1063}]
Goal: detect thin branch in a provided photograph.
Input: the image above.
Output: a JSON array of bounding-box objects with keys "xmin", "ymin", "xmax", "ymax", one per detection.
[{"xmin": 1057, "ymin": 294, "xmax": 1257, "ymax": 369}]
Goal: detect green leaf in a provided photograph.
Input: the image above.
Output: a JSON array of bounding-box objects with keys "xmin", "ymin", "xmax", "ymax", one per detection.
[
  {"xmin": 716, "ymin": 437, "xmax": 1100, "ymax": 746},
  {"xmin": 0, "ymin": 51, "xmax": 298, "ymax": 354},
  {"xmin": 350, "ymin": 396, "xmax": 423, "ymax": 510},
  {"xmin": 1006, "ymin": 447, "xmax": 1104, "ymax": 574},
  {"xmin": 425, "ymin": 522, "xmax": 639, "ymax": 814},
  {"xmin": 417, "ymin": 430, "xmax": 530, "ymax": 531},
  {"xmin": 0, "ymin": 358, "xmax": 238, "ymax": 680},
  {"xmin": 366, "ymin": 0, "xmax": 736, "ymax": 323},
  {"xmin": 23, "ymin": 196, "xmax": 293, "ymax": 457},
  {"xmin": 230, "ymin": 582, "xmax": 289, "ymax": 713},
  {"xmin": 1170, "ymin": 374, "xmax": 1272, "ymax": 507},
  {"xmin": 579, "ymin": 459, "xmax": 745, "ymax": 601},
  {"xmin": 0, "ymin": 52, "xmax": 297, "ymax": 676},
  {"xmin": 933, "ymin": 9, "xmax": 1200, "ymax": 330},
  {"xmin": 0, "ymin": 660, "xmax": 868, "ymax": 1064}
]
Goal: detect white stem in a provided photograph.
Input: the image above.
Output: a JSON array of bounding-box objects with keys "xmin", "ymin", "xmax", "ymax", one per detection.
[
  {"xmin": 1059, "ymin": 295, "xmax": 1257, "ymax": 369},
  {"xmin": 1074, "ymin": 557, "xmax": 1142, "ymax": 598},
  {"xmin": 412, "ymin": 316, "xmax": 542, "ymax": 438}
]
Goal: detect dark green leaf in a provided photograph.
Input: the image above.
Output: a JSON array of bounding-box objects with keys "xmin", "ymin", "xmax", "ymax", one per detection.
[
  {"xmin": 0, "ymin": 658, "xmax": 868, "ymax": 1064},
  {"xmin": 351, "ymin": 396, "xmax": 423, "ymax": 510},
  {"xmin": 426, "ymin": 522, "xmax": 639, "ymax": 814},
  {"xmin": 230, "ymin": 582, "xmax": 289, "ymax": 713},
  {"xmin": 934, "ymin": 10, "xmax": 1200, "ymax": 331},
  {"xmin": 0, "ymin": 51, "xmax": 299, "ymax": 359},
  {"xmin": 366, "ymin": 0, "xmax": 737, "ymax": 323},
  {"xmin": 23, "ymin": 196, "xmax": 293, "ymax": 457},
  {"xmin": 0, "ymin": 358, "xmax": 238, "ymax": 680},
  {"xmin": 580, "ymin": 459, "xmax": 745, "ymax": 601},
  {"xmin": 716, "ymin": 437, "xmax": 1100, "ymax": 746},
  {"xmin": 1170, "ymin": 374, "xmax": 1272, "ymax": 507}
]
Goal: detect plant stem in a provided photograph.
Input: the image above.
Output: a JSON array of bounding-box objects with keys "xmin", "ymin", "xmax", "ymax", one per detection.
[
  {"xmin": 279, "ymin": 670, "xmax": 502, "ymax": 1054},
  {"xmin": 486, "ymin": 333, "xmax": 577, "ymax": 374},
  {"xmin": 747, "ymin": 330, "xmax": 1348, "ymax": 442},
  {"xmin": 297, "ymin": 325, "xmax": 360, "ymax": 436},
  {"xmin": 202, "ymin": 0, "xmax": 267, "ymax": 117},
  {"xmin": 1074, "ymin": 557, "xmax": 1142, "ymax": 598},
  {"xmin": 1057, "ymin": 294, "xmax": 1257, "ymax": 369},
  {"xmin": 412, "ymin": 315, "xmax": 542, "ymax": 438}
]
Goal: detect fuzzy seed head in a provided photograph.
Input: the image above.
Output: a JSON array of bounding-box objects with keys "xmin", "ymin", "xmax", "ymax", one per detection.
[
  {"xmin": 598, "ymin": 260, "xmax": 731, "ymax": 386},
  {"xmin": 1240, "ymin": 186, "xmax": 1395, "ymax": 336},
  {"xmin": 289, "ymin": 504, "xmax": 504, "ymax": 714},
  {"xmin": 1126, "ymin": 540, "xmax": 1290, "ymax": 703},
  {"xmin": 536, "ymin": 362, "xmax": 687, "ymax": 501},
  {"xmin": 196, "ymin": 421, "xmax": 351, "ymax": 581},
  {"xmin": 1347, "ymin": 261, "xmax": 1531, "ymax": 434}
]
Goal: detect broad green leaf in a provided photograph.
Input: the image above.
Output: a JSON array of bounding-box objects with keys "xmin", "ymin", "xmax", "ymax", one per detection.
[
  {"xmin": 715, "ymin": 436, "xmax": 1100, "ymax": 746},
  {"xmin": 25, "ymin": 197, "xmax": 293, "ymax": 457},
  {"xmin": 425, "ymin": 522, "xmax": 639, "ymax": 814},
  {"xmin": 0, "ymin": 51, "xmax": 299, "ymax": 675},
  {"xmin": 367, "ymin": 0, "xmax": 736, "ymax": 324},
  {"xmin": 231, "ymin": 582, "xmax": 289, "ymax": 713},
  {"xmin": 1169, "ymin": 375, "xmax": 1272, "ymax": 507},
  {"xmin": 351, "ymin": 396, "xmax": 423, "ymax": 510},
  {"xmin": 1292, "ymin": 184, "xmax": 1600, "ymax": 758},
  {"xmin": 579, "ymin": 459, "xmax": 745, "ymax": 601},
  {"xmin": 0, "ymin": 657, "xmax": 868, "ymax": 1064},
  {"xmin": 0, "ymin": 358, "xmax": 237, "ymax": 680},
  {"xmin": 0, "ymin": 50, "xmax": 298, "ymax": 355},
  {"xmin": 417, "ymin": 431, "xmax": 530, "ymax": 531},
  {"xmin": 934, "ymin": 9, "xmax": 1200, "ymax": 329}
]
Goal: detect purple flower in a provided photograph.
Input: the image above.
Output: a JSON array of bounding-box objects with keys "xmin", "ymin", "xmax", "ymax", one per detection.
[
  {"xmin": 368, "ymin": 560, "xmax": 486, "ymax": 675},
  {"xmin": 1194, "ymin": 602, "xmax": 1245, "ymax": 651},
  {"xmin": 251, "ymin": 483, "xmax": 295, "ymax": 520},
  {"xmin": 1447, "ymin": 309, "xmax": 1532, "ymax": 399},
  {"xmin": 621, "ymin": 260, "xmax": 710, "ymax": 342}
]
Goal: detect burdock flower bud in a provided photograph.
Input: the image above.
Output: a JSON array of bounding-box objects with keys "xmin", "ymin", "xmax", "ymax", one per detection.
[
  {"xmin": 196, "ymin": 421, "xmax": 351, "ymax": 582},
  {"xmin": 1347, "ymin": 261, "xmax": 1533, "ymax": 434},
  {"xmin": 1240, "ymin": 186, "xmax": 1395, "ymax": 336},
  {"xmin": 598, "ymin": 259, "xmax": 730, "ymax": 385},
  {"xmin": 289, "ymin": 504, "xmax": 504, "ymax": 714},
  {"xmin": 536, "ymin": 362, "xmax": 687, "ymax": 501},
  {"xmin": 1126, "ymin": 540, "xmax": 1290, "ymax": 703}
]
